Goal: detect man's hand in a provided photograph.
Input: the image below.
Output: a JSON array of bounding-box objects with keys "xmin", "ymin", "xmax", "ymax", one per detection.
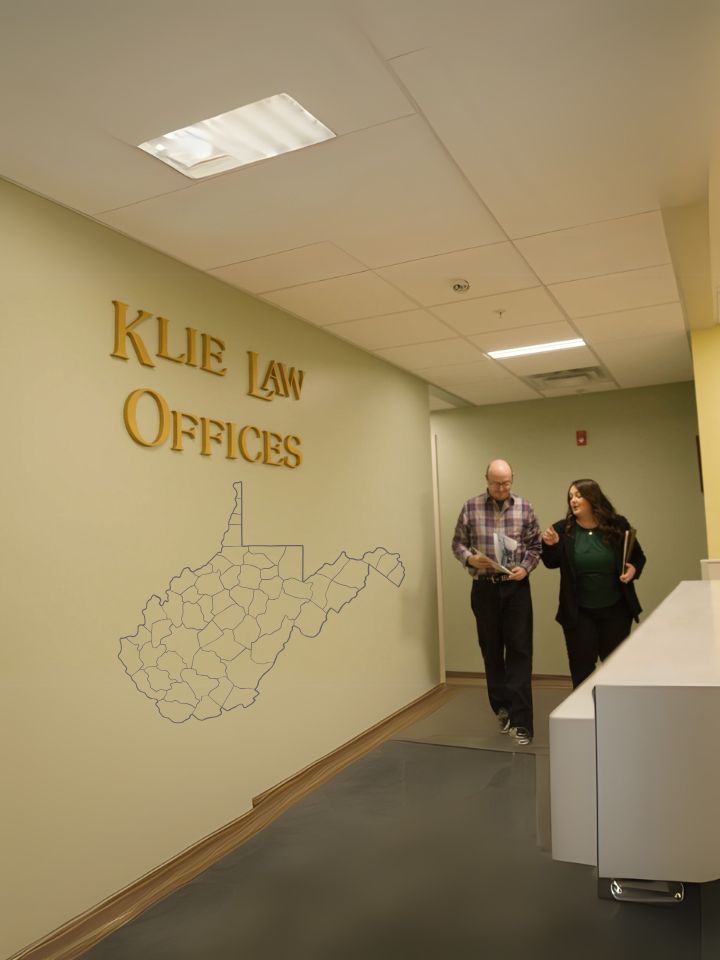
[
  {"xmin": 467, "ymin": 553, "xmax": 494, "ymax": 571},
  {"xmin": 507, "ymin": 566, "xmax": 527, "ymax": 581}
]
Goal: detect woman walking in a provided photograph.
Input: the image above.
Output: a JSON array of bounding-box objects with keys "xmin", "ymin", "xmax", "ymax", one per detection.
[{"xmin": 541, "ymin": 478, "xmax": 646, "ymax": 688}]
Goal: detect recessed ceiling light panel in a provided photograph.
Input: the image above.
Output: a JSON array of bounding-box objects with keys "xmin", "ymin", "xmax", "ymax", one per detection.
[
  {"xmin": 487, "ymin": 338, "xmax": 585, "ymax": 360},
  {"xmin": 138, "ymin": 93, "xmax": 335, "ymax": 178}
]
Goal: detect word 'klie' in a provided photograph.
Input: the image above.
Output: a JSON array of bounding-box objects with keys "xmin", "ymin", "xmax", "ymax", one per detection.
[{"xmin": 111, "ymin": 301, "xmax": 226, "ymax": 375}]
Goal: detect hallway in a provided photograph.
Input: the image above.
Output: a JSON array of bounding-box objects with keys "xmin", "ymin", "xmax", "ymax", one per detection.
[{"xmin": 84, "ymin": 688, "xmax": 702, "ymax": 960}]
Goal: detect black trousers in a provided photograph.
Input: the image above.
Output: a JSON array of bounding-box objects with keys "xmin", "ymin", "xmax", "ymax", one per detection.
[
  {"xmin": 470, "ymin": 578, "xmax": 533, "ymax": 735},
  {"xmin": 562, "ymin": 600, "xmax": 633, "ymax": 688}
]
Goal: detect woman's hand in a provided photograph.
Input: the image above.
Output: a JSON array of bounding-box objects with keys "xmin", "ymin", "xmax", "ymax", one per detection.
[
  {"xmin": 542, "ymin": 527, "xmax": 559, "ymax": 545},
  {"xmin": 620, "ymin": 563, "xmax": 636, "ymax": 584}
]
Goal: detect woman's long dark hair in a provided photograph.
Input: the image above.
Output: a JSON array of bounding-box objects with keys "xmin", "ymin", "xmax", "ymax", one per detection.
[{"xmin": 564, "ymin": 478, "xmax": 623, "ymax": 541}]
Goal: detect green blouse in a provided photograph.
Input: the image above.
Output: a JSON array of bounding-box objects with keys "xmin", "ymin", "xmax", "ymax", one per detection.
[{"xmin": 573, "ymin": 526, "xmax": 622, "ymax": 609}]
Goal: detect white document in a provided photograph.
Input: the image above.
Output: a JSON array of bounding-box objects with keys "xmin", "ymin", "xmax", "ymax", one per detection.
[{"xmin": 494, "ymin": 532, "xmax": 518, "ymax": 571}]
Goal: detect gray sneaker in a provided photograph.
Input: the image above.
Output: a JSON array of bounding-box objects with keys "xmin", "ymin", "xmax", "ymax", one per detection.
[
  {"xmin": 508, "ymin": 726, "xmax": 532, "ymax": 745},
  {"xmin": 497, "ymin": 708, "xmax": 510, "ymax": 734}
]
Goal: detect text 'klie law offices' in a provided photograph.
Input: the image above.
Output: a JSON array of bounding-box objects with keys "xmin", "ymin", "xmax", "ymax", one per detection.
[{"xmin": 111, "ymin": 300, "xmax": 305, "ymax": 469}]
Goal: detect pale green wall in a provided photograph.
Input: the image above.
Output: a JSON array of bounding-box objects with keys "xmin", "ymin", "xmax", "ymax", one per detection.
[
  {"xmin": 0, "ymin": 179, "xmax": 440, "ymax": 957},
  {"xmin": 432, "ymin": 382, "xmax": 707, "ymax": 675}
]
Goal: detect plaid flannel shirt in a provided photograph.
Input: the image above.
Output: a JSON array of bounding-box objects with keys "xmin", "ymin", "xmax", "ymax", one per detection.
[{"xmin": 452, "ymin": 492, "xmax": 541, "ymax": 577}]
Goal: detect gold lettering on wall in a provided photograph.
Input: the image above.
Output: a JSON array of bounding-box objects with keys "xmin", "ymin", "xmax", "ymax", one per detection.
[
  {"xmin": 121, "ymin": 388, "xmax": 303, "ymax": 469},
  {"xmin": 171, "ymin": 410, "xmax": 200, "ymax": 452},
  {"xmin": 280, "ymin": 364, "xmax": 304, "ymax": 400},
  {"xmin": 157, "ymin": 316, "xmax": 187, "ymax": 364},
  {"xmin": 247, "ymin": 351, "xmax": 304, "ymax": 401},
  {"xmin": 123, "ymin": 388, "xmax": 171, "ymax": 447},
  {"xmin": 186, "ymin": 327, "xmax": 198, "ymax": 367},
  {"xmin": 200, "ymin": 417, "xmax": 226, "ymax": 456},
  {"xmin": 201, "ymin": 334, "xmax": 227, "ymax": 377},
  {"xmin": 238, "ymin": 425, "xmax": 263, "ymax": 462},
  {"xmin": 283, "ymin": 434, "xmax": 303, "ymax": 469},
  {"xmin": 112, "ymin": 301, "xmax": 156, "ymax": 367},
  {"xmin": 111, "ymin": 302, "xmax": 226, "ymax": 376},
  {"xmin": 113, "ymin": 301, "xmax": 305, "ymax": 468},
  {"xmin": 262, "ymin": 430, "xmax": 285, "ymax": 466}
]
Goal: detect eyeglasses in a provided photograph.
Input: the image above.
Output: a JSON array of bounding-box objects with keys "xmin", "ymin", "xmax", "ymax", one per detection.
[{"xmin": 488, "ymin": 479, "xmax": 512, "ymax": 489}]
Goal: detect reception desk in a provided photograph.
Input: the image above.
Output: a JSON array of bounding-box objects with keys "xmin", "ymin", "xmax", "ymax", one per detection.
[{"xmin": 550, "ymin": 580, "xmax": 720, "ymax": 883}]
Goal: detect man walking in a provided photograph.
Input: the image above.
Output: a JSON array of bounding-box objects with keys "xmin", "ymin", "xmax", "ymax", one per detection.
[{"xmin": 451, "ymin": 460, "xmax": 541, "ymax": 745}]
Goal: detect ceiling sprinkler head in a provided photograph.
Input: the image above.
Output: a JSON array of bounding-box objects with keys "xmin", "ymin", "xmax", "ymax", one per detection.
[{"xmin": 451, "ymin": 279, "xmax": 470, "ymax": 293}]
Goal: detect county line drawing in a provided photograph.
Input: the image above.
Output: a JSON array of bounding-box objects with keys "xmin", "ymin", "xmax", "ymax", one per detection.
[{"xmin": 118, "ymin": 482, "xmax": 405, "ymax": 723}]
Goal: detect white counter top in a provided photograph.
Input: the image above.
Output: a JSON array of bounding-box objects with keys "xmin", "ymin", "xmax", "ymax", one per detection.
[
  {"xmin": 563, "ymin": 580, "xmax": 720, "ymax": 691},
  {"xmin": 550, "ymin": 580, "xmax": 720, "ymax": 882}
]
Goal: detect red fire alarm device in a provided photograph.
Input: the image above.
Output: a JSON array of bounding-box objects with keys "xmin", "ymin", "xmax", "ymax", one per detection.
[{"xmin": 576, "ymin": 430, "xmax": 587, "ymax": 446}]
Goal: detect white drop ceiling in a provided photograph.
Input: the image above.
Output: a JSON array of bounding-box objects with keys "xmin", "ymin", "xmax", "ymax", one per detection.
[{"xmin": 2, "ymin": 0, "xmax": 718, "ymax": 407}]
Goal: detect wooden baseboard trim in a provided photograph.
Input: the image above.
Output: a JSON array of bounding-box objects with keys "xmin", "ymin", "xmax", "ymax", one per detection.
[
  {"xmin": 11, "ymin": 683, "xmax": 451, "ymax": 960},
  {"xmin": 251, "ymin": 682, "xmax": 454, "ymax": 808}
]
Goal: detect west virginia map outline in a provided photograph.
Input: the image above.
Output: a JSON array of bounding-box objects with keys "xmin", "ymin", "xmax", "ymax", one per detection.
[{"xmin": 118, "ymin": 482, "xmax": 405, "ymax": 722}]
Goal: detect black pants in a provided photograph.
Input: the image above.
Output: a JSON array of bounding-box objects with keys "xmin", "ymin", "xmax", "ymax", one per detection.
[
  {"xmin": 563, "ymin": 600, "xmax": 633, "ymax": 688},
  {"xmin": 470, "ymin": 578, "xmax": 533, "ymax": 735}
]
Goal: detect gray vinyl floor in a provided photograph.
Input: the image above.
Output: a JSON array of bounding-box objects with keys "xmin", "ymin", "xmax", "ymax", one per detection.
[{"xmin": 84, "ymin": 685, "xmax": 705, "ymax": 960}]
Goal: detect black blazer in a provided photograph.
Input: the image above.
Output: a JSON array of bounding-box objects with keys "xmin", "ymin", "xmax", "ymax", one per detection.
[{"xmin": 541, "ymin": 515, "xmax": 646, "ymax": 629}]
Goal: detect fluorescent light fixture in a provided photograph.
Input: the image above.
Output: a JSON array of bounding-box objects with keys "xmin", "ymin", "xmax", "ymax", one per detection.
[
  {"xmin": 138, "ymin": 93, "xmax": 335, "ymax": 178},
  {"xmin": 487, "ymin": 338, "xmax": 585, "ymax": 360}
]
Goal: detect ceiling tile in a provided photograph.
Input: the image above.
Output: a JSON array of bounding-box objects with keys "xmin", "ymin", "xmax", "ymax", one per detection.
[
  {"xmin": 353, "ymin": 0, "xmax": 453, "ymax": 60},
  {"xmin": 575, "ymin": 303, "xmax": 687, "ymax": 344},
  {"xmin": 466, "ymin": 320, "xmax": 579, "ymax": 354},
  {"xmin": 416, "ymin": 359, "xmax": 515, "ymax": 388},
  {"xmin": 591, "ymin": 332, "xmax": 693, "ymax": 388},
  {"xmin": 98, "ymin": 116, "xmax": 505, "ymax": 271},
  {"xmin": 452, "ymin": 379, "xmax": 540, "ymax": 405},
  {"xmin": 374, "ymin": 338, "xmax": 484, "ymax": 370},
  {"xmin": 376, "ymin": 242, "xmax": 539, "ymax": 306},
  {"xmin": 0, "ymin": 3, "xmax": 416, "ymax": 214},
  {"xmin": 0, "ymin": 124, "xmax": 188, "ymax": 215},
  {"xmin": 260, "ymin": 272, "xmax": 415, "ymax": 325},
  {"xmin": 328, "ymin": 119, "xmax": 506, "ymax": 266},
  {"xmin": 514, "ymin": 213, "xmax": 671, "ymax": 285},
  {"xmin": 431, "ymin": 285, "xmax": 566, "ymax": 335},
  {"xmin": 549, "ymin": 264, "xmax": 680, "ymax": 318},
  {"xmin": 494, "ymin": 346, "xmax": 597, "ymax": 377},
  {"xmin": 209, "ymin": 243, "xmax": 367, "ymax": 293},
  {"xmin": 327, "ymin": 310, "xmax": 454, "ymax": 350},
  {"xmin": 389, "ymin": 12, "xmax": 710, "ymax": 238}
]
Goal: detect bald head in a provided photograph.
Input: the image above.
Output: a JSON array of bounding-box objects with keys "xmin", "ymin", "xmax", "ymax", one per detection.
[
  {"xmin": 486, "ymin": 459, "xmax": 512, "ymax": 478},
  {"xmin": 485, "ymin": 460, "xmax": 513, "ymax": 500}
]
